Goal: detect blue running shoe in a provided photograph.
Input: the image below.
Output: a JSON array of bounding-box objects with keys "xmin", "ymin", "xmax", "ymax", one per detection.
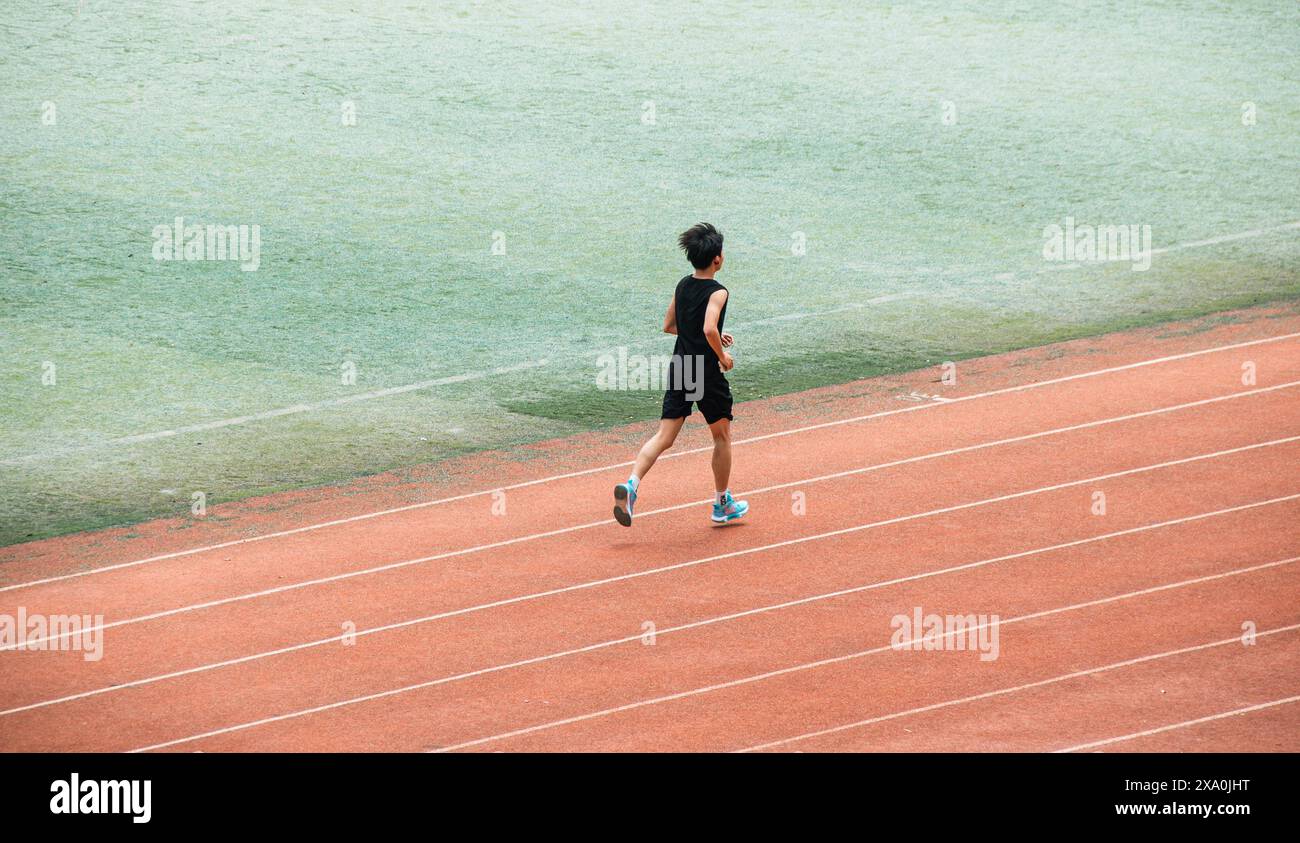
[
  {"xmin": 613, "ymin": 482, "xmax": 636, "ymax": 526},
  {"xmin": 712, "ymin": 491, "xmax": 749, "ymax": 524}
]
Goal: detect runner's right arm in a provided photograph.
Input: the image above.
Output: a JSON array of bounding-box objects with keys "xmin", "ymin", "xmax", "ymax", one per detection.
[{"xmin": 663, "ymin": 294, "xmax": 678, "ymax": 335}]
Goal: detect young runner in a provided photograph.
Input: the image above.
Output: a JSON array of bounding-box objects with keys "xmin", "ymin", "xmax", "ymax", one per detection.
[{"xmin": 613, "ymin": 222, "xmax": 749, "ymax": 527}]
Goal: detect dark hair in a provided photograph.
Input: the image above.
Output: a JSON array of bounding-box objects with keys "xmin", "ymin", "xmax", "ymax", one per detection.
[{"xmin": 678, "ymin": 222, "xmax": 723, "ymax": 269}]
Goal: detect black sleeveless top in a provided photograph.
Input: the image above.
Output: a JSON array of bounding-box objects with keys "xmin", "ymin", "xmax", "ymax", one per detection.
[{"xmin": 671, "ymin": 274, "xmax": 727, "ymax": 376}]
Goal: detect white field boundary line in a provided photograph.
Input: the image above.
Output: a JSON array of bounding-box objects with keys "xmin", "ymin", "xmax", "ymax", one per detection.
[
  {"xmin": 1, "ymin": 296, "xmax": 908, "ymax": 468},
  {"xmin": 7, "ymin": 388, "xmax": 1298, "ymax": 651},
  {"xmin": 0, "ymin": 358, "xmax": 553, "ymax": 467},
  {"xmin": 8, "ymin": 492, "xmax": 1295, "ymax": 719},
  {"xmin": 740, "ymin": 624, "xmax": 1300, "ymax": 752},
  {"xmin": 432, "ymin": 556, "xmax": 1300, "ymax": 754},
  {"xmin": 5, "ymin": 333, "xmax": 1298, "ymax": 596},
  {"xmin": 1149, "ymin": 220, "xmax": 1300, "ymax": 256},
  {"xmin": 1033, "ymin": 221, "xmax": 1300, "ymax": 272},
  {"xmin": 734, "ymin": 293, "xmax": 911, "ymax": 329},
  {"xmin": 1054, "ymin": 695, "xmax": 1300, "ymax": 753},
  {"xmin": 10, "ymin": 219, "xmax": 1297, "ymax": 468}
]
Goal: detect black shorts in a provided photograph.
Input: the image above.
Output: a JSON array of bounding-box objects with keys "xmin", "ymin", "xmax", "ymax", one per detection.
[{"xmin": 661, "ymin": 374, "xmax": 734, "ymax": 424}]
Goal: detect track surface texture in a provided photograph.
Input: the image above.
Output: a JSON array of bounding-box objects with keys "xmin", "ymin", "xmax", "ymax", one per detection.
[{"xmin": 2, "ymin": 304, "xmax": 1298, "ymax": 752}]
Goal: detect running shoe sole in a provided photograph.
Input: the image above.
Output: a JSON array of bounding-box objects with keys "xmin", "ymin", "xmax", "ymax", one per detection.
[{"xmin": 613, "ymin": 483, "xmax": 632, "ymax": 527}]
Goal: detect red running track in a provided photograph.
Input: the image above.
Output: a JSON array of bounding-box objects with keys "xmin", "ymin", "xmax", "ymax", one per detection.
[{"xmin": 1, "ymin": 304, "xmax": 1297, "ymax": 752}]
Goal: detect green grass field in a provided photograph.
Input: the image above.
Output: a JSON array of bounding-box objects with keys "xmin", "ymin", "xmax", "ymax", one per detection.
[{"xmin": 2, "ymin": 0, "xmax": 1298, "ymax": 545}]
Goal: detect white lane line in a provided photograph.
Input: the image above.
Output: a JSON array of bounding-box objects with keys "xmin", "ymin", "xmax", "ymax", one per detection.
[
  {"xmin": 740, "ymin": 624, "xmax": 1300, "ymax": 752},
  {"xmin": 7, "ymin": 384, "xmax": 1298, "ymax": 651},
  {"xmin": 4, "ymin": 330, "xmax": 1297, "ymax": 596},
  {"xmin": 8, "ymin": 492, "xmax": 1295, "ymax": 719},
  {"xmin": 1055, "ymin": 695, "xmax": 1300, "ymax": 753},
  {"xmin": 434, "ymin": 556, "xmax": 1300, "ymax": 753},
  {"xmin": 124, "ymin": 518, "xmax": 1300, "ymax": 750},
  {"xmin": 0, "ymin": 358, "xmax": 552, "ymax": 466}
]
